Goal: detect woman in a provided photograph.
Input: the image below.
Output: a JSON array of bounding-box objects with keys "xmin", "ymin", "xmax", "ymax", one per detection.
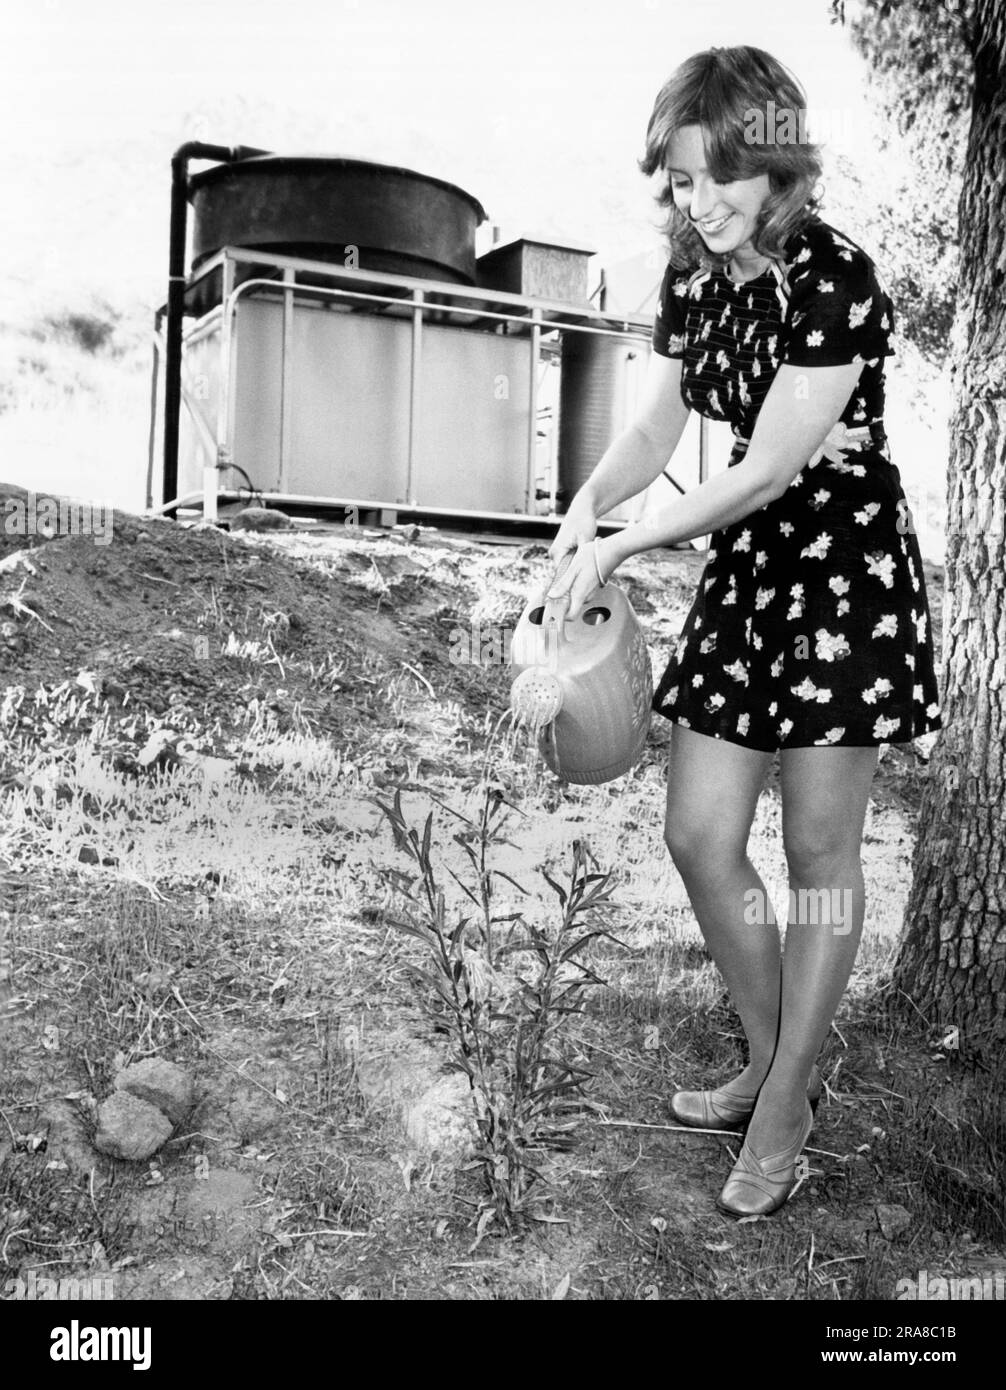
[{"xmin": 543, "ymin": 45, "xmax": 942, "ymax": 1217}]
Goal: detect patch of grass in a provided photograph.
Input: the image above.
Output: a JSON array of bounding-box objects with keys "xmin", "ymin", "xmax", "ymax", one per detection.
[
  {"xmin": 873, "ymin": 1064, "xmax": 1005, "ymax": 1246},
  {"xmin": 0, "ymin": 1148, "xmax": 136, "ymax": 1286},
  {"xmin": 274, "ymin": 1150, "xmax": 377, "ymax": 1233}
]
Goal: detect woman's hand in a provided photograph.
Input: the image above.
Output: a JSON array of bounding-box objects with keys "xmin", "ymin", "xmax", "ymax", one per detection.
[
  {"xmin": 545, "ymin": 532, "xmax": 625, "ymax": 623},
  {"xmin": 543, "ymin": 491, "xmax": 599, "ymax": 623},
  {"xmin": 547, "ymin": 490, "xmax": 598, "ymax": 568}
]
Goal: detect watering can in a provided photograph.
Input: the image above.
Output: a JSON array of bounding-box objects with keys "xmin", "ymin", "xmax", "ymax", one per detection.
[{"xmin": 509, "ymin": 549, "xmax": 653, "ymax": 785}]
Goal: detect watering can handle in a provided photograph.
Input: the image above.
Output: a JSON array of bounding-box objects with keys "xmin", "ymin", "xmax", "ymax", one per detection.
[{"xmin": 542, "ymin": 549, "xmax": 576, "ymax": 630}]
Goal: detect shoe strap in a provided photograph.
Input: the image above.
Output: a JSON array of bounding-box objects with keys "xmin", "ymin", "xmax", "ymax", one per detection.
[
  {"xmin": 704, "ymin": 1088, "xmax": 758, "ymax": 1124},
  {"xmin": 734, "ymin": 1105, "xmax": 813, "ymax": 1177}
]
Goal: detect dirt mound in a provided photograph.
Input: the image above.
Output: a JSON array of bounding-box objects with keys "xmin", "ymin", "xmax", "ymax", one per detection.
[{"xmin": 0, "ymin": 486, "xmax": 943, "ymax": 815}]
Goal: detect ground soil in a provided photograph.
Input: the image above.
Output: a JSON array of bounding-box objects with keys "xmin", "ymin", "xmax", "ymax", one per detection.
[{"xmin": 3, "ymin": 486, "xmax": 999, "ymax": 1305}]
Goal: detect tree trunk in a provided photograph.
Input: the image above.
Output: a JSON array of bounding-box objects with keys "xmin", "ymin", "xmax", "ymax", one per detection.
[{"xmin": 892, "ymin": 0, "xmax": 1006, "ymax": 1059}]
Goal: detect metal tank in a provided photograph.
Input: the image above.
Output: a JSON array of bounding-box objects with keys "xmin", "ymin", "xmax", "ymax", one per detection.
[
  {"xmin": 557, "ymin": 331, "xmax": 642, "ymax": 516},
  {"xmin": 187, "ymin": 154, "xmax": 487, "ymax": 310}
]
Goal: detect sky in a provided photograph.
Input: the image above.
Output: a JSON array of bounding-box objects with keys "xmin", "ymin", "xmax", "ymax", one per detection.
[
  {"xmin": 0, "ymin": 0, "xmax": 891, "ymax": 314},
  {"xmin": 5, "ymin": 0, "xmax": 869, "ymax": 146}
]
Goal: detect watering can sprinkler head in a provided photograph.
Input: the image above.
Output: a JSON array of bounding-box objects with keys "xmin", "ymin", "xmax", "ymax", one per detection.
[{"xmin": 510, "ymin": 666, "xmax": 564, "ymax": 726}]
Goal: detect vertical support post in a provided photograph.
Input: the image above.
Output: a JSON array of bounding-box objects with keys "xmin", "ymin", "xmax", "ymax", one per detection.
[
  {"xmin": 545, "ymin": 334, "xmax": 558, "ymax": 517},
  {"xmin": 210, "ymin": 255, "xmax": 236, "ymax": 524},
  {"xmin": 406, "ymin": 288, "xmax": 424, "ymax": 505},
  {"xmin": 527, "ymin": 308, "xmax": 542, "ymax": 517},
  {"xmin": 280, "ymin": 268, "xmax": 295, "ymax": 493},
  {"xmin": 146, "ymin": 314, "xmax": 163, "ymax": 511}
]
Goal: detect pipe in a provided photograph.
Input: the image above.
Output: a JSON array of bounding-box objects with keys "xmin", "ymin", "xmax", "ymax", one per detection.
[
  {"xmin": 162, "ymin": 141, "xmax": 270, "ymax": 514},
  {"xmin": 146, "ymin": 305, "xmax": 166, "ymax": 510}
]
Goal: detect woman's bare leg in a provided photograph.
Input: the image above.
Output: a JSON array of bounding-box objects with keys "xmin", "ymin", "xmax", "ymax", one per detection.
[
  {"xmin": 664, "ymin": 724, "xmax": 778, "ymax": 1093},
  {"xmin": 742, "ymin": 743, "xmax": 880, "ymax": 1153}
]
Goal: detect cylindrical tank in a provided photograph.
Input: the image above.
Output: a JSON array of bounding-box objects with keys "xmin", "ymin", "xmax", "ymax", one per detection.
[
  {"xmin": 188, "ymin": 154, "xmax": 486, "ymax": 306},
  {"xmin": 557, "ymin": 331, "xmax": 634, "ymax": 510}
]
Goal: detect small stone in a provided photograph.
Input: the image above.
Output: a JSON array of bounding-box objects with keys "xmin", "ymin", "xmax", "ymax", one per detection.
[
  {"xmin": 876, "ymin": 1203, "xmax": 913, "ymax": 1239},
  {"xmin": 94, "ymin": 1091, "xmax": 173, "ymax": 1161},
  {"xmin": 115, "ymin": 1058, "xmax": 194, "ymax": 1126},
  {"xmin": 229, "ymin": 507, "xmax": 293, "ymax": 532}
]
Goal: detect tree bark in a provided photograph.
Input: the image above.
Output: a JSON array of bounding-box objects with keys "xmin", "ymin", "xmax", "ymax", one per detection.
[{"xmin": 892, "ymin": 0, "xmax": 1006, "ymax": 1059}]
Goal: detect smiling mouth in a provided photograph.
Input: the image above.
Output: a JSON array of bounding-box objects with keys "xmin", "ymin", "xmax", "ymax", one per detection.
[{"xmin": 698, "ymin": 212, "xmax": 734, "ymax": 233}]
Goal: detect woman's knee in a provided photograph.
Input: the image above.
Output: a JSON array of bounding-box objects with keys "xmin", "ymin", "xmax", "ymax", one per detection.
[
  {"xmin": 663, "ymin": 818, "xmax": 698, "ymax": 869},
  {"xmin": 779, "ymin": 746, "xmax": 878, "ymax": 881},
  {"xmin": 663, "ymin": 731, "xmax": 770, "ymax": 875},
  {"xmin": 663, "ymin": 815, "xmax": 747, "ymax": 876},
  {"xmin": 783, "ymin": 823, "xmax": 862, "ymax": 881}
]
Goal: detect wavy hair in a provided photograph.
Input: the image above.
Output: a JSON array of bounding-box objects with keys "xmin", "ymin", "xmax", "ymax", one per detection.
[{"xmin": 638, "ymin": 46, "xmax": 824, "ymax": 273}]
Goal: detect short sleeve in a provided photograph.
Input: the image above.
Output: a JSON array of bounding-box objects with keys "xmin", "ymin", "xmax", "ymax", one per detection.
[
  {"xmin": 651, "ymin": 260, "xmax": 688, "ymax": 359},
  {"xmin": 780, "ymin": 246, "xmax": 895, "ymax": 368}
]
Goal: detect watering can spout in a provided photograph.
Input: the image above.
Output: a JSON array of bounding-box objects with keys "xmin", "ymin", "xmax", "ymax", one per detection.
[{"xmin": 510, "ymin": 667, "xmax": 564, "ymax": 726}]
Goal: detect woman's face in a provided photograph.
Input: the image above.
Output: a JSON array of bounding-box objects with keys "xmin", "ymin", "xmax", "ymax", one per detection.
[{"xmin": 665, "ymin": 124, "xmax": 770, "ymax": 257}]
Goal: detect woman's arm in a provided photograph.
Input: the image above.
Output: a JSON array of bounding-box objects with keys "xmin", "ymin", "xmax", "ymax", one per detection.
[
  {"xmin": 545, "ymin": 350, "xmax": 692, "ymax": 573},
  {"xmin": 599, "ymin": 360, "xmax": 865, "ymax": 568}
]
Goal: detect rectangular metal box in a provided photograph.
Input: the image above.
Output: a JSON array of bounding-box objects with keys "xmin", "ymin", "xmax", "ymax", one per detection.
[{"xmin": 476, "ymin": 238, "xmax": 595, "ymax": 306}]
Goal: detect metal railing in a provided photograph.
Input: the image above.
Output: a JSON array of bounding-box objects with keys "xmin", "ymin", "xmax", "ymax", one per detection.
[{"xmin": 149, "ymin": 244, "xmax": 702, "ymax": 524}]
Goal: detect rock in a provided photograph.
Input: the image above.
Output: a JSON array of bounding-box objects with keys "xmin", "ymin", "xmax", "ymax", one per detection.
[
  {"xmin": 876, "ymin": 1203, "xmax": 913, "ymax": 1239},
  {"xmin": 344, "ymin": 1021, "xmax": 474, "ymax": 1161},
  {"xmin": 403, "ymin": 1072, "xmax": 473, "ymax": 1157},
  {"xmin": 114, "ymin": 1058, "xmax": 194, "ymax": 1126},
  {"xmin": 94, "ymin": 1091, "xmax": 173, "ymax": 1161},
  {"xmin": 229, "ymin": 507, "xmax": 293, "ymax": 532}
]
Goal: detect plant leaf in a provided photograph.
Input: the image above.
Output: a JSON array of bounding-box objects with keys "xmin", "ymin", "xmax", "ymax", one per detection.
[
  {"xmin": 488, "ymin": 869, "xmax": 529, "ymax": 895},
  {"xmin": 540, "ymin": 871, "xmax": 568, "ymax": 907}
]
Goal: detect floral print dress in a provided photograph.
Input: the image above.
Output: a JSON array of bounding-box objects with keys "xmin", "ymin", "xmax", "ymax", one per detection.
[{"xmin": 649, "ymin": 215, "xmax": 942, "ymax": 750}]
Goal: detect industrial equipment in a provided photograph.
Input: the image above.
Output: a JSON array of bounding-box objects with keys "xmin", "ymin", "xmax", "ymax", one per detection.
[{"xmin": 148, "ymin": 145, "xmax": 708, "ymax": 534}]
